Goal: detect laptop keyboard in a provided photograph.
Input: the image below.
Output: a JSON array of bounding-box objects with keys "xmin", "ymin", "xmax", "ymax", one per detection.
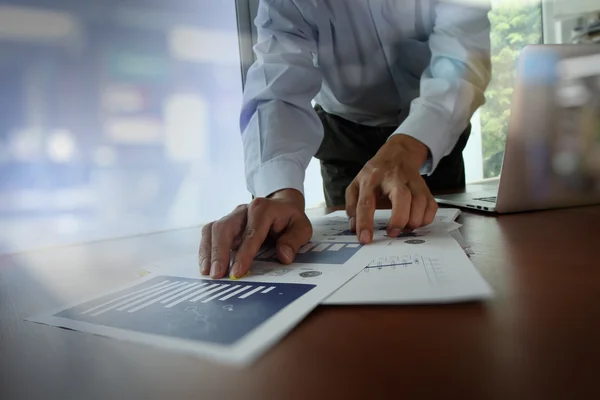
[{"xmin": 474, "ymin": 196, "xmax": 498, "ymax": 203}]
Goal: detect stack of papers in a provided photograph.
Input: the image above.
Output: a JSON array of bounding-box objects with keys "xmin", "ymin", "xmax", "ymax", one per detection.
[
  {"xmin": 27, "ymin": 208, "xmax": 492, "ymax": 366},
  {"xmin": 316, "ymin": 209, "xmax": 490, "ymax": 304}
]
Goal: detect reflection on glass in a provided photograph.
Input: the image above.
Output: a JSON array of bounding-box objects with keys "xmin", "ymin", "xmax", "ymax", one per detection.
[
  {"xmin": 480, "ymin": 0, "xmax": 543, "ymax": 178},
  {"xmin": 0, "ymin": 1, "xmax": 246, "ymax": 253}
]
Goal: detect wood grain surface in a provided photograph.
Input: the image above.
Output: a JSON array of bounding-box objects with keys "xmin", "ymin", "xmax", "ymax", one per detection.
[{"xmin": 1, "ymin": 206, "xmax": 599, "ymax": 400}]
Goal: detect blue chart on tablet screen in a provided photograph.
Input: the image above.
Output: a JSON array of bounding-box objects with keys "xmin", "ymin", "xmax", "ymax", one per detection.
[
  {"xmin": 54, "ymin": 276, "xmax": 315, "ymax": 345},
  {"xmin": 255, "ymin": 241, "xmax": 362, "ymax": 265}
]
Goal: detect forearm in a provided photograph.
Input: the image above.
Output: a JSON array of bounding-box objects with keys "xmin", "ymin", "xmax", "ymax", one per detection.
[
  {"xmin": 393, "ymin": 1, "xmax": 492, "ymax": 173},
  {"xmin": 241, "ymin": 0, "xmax": 323, "ymax": 199}
]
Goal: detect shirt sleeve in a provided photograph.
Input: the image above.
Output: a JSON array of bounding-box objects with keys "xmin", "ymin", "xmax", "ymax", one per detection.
[
  {"xmin": 392, "ymin": 0, "xmax": 492, "ymax": 175},
  {"xmin": 240, "ymin": 0, "xmax": 323, "ymax": 198}
]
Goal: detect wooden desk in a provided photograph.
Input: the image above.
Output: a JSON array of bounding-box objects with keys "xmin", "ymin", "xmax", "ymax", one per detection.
[{"xmin": 2, "ymin": 206, "xmax": 600, "ymax": 399}]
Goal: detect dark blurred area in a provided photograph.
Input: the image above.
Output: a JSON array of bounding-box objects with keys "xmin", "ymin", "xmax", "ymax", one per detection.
[{"xmin": 0, "ymin": 0, "xmax": 248, "ymax": 252}]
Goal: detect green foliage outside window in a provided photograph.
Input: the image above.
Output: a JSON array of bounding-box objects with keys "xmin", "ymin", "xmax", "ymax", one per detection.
[{"xmin": 480, "ymin": 0, "xmax": 542, "ymax": 178}]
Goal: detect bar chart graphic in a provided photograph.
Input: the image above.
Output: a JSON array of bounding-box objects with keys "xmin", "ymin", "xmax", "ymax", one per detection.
[
  {"xmin": 54, "ymin": 276, "xmax": 315, "ymax": 345},
  {"xmin": 255, "ymin": 241, "xmax": 362, "ymax": 265}
]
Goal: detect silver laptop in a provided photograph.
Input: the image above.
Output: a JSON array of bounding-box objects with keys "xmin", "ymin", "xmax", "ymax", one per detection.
[{"xmin": 436, "ymin": 44, "xmax": 600, "ymax": 213}]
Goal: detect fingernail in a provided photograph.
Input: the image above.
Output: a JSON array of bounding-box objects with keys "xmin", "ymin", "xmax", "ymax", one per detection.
[
  {"xmin": 229, "ymin": 262, "xmax": 241, "ymax": 279},
  {"xmin": 280, "ymin": 245, "xmax": 294, "ymax": 263},
  {"xmin": 200, "ymin": 259, "xmax": 210, "ymax": 275},
  {"xmin": 230, "ymin": 265, "xmax": 251, "ymax": 280},
  {"xmin": 210, "ymin": 261, "xmax": 221, "ymax": 279},
  {"xmin": 349, "ymin": 217, "xmax": 355, "ymax": 231},
  {"xmin": 389, "ymin": 228, "xmax": 402, "ymax": 238},
  {"xmin": 360, "ymin": 230, "xmax": 371, "ymax": 244}
]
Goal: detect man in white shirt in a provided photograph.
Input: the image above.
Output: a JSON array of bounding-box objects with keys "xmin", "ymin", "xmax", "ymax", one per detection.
[{"xmin": 200, "ymin": 0, "xmax": 492, "ymax": 279}]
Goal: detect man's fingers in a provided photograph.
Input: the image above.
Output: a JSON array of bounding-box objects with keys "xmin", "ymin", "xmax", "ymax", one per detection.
[
  {"xmin": 386, "ymin": 183, "xmax": 411, "ymax": 236},
  {"xmin": 355, "ymin": 170, "xmax": 381, "ymax": 244},
  {"xmin": 275, "ymin": 217, "xmax": 313, "ymax": 264},
  {"xmin": 210, "ymin": 220, "xmax": 237, "ymax": 279},
  {"xmin": 356, "ymin": 192, "xmax": 376, "ymax": 243},
  {"xmin": 231, "ymin": 199, "xmax": 273, "ymax": 279},
  {"xmin": 345, "ymin": 181, "xmax": 359, "ymax": 232},
  {"xmin": 201, "ymin": 205, "xmax": 247, "ymax": 278},
  {"xmin": 406, "ymin": 180, "xmax": 431, "ymax": 230},
  {"xmin": 407, "ymin": 193, "xmax": 427, "ymax": 230},
  {"xmin": 423, "ymin": 197, "xmax": 439, "ymax": 226},
  {"xmin": 199, "ymin": 223, "xmax": 213, "ymax": 275},
  {"xmin": 231, "ymin": 236, "xmax": 243, "ymax": 250}
]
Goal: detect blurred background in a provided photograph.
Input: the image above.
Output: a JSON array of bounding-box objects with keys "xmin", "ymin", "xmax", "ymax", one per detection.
[{"xmin": 0, "ymin": 0, "xmax": 598, "ymax": 254}]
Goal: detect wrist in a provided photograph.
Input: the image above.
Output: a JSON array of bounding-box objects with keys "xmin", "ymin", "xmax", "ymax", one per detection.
[
  {"xmin": 387, "ymin": 134, "xmax": 429, "ymax": 169},
  {"xmin": 268, "ymin": 188, "xmax": 305, "ymax": 211}
]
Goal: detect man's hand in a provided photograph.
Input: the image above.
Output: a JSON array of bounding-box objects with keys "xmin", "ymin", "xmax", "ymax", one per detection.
[
  {"xmin": 346, "ymin": 134, "xmax": 438, "ymax": 244},
  {"xmin": 199, "ymin": 189, "xmax": 312, "ymax": 279}
]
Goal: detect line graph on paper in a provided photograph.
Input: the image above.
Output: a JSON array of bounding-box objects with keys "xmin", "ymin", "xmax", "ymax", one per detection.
[
  {"xmin": 53, "ymin": 276, "xmax": 315, "ymax": 345},
  {"xmin": 363, "ymin": 254, "xmax": 447, "ymax": 285}
]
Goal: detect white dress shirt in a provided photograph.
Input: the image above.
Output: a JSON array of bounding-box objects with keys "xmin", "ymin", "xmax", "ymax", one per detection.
[{"xmin": 241, "ymin": 0, "xmax": 492, "ymax": 197}]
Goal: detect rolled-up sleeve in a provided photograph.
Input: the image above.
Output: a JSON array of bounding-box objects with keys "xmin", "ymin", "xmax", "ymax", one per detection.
[
  {"xmin": 240, "ymin": 0, "xmax": 323, "ymax": 198},
  {"xmin": 393, "ymin": 0, "xmax": 492, "ymax": 175}
]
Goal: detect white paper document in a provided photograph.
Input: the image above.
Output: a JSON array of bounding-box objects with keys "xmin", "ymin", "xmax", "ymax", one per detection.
[
  {"xmin": 323, "ymin": 232, "xmax": 492, "ymax": 304},
  {"xmin": 27, "ymin": 208, "xmax": 486, "ymax": 365},
  {"xmin": 313, "ymin": 210, "xmax": 492, "ymax": 304},
  {"xmin": 449, "ymin": 229, "xmax": 475, "ymax": 256},
  {"xmin": 27, "ymin": 233, "xmax": 375, "ymax": 367},
  {"xmin": 323, "ymin": 208, "xmax": 461, "ymax": 229}
]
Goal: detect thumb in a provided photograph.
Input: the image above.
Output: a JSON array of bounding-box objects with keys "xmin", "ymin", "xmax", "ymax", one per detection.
[{"xmin": 275, "ymin": 217, "xmax": 313, "ymax": 265}]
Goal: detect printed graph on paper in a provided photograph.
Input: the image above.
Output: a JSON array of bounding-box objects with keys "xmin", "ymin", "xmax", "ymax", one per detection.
[
  {"xmin": 333, "ymin": 228, "xmax": 426, "ymax": 238},
  {"xmin": 53, "ymin": 276, "xmax": 315, "ymax": 345},
  {"xmin": 254, "ymin": 241, "xmax": 362, "ymax": 265},
  {"xmin": 313, "ymin": 221, "xmax": 429, "ymax": 242},
  {"xmin": 313, "ymin": 220, "xmax": 388, "ymax": 237},
  {"xmin": 364, "ymin": 254, "xmax": 446, "ymax": 284}
]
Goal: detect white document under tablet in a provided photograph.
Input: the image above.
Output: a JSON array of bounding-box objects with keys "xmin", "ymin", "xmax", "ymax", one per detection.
[{"xmin": 315, "ymin": 210, "xmax": 493, "ymax": 305}]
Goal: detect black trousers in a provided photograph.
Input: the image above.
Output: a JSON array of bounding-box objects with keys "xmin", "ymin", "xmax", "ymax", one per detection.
[{"xmin": 314, "ymin": 105, "xmax": 470, "ymax": 207}]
